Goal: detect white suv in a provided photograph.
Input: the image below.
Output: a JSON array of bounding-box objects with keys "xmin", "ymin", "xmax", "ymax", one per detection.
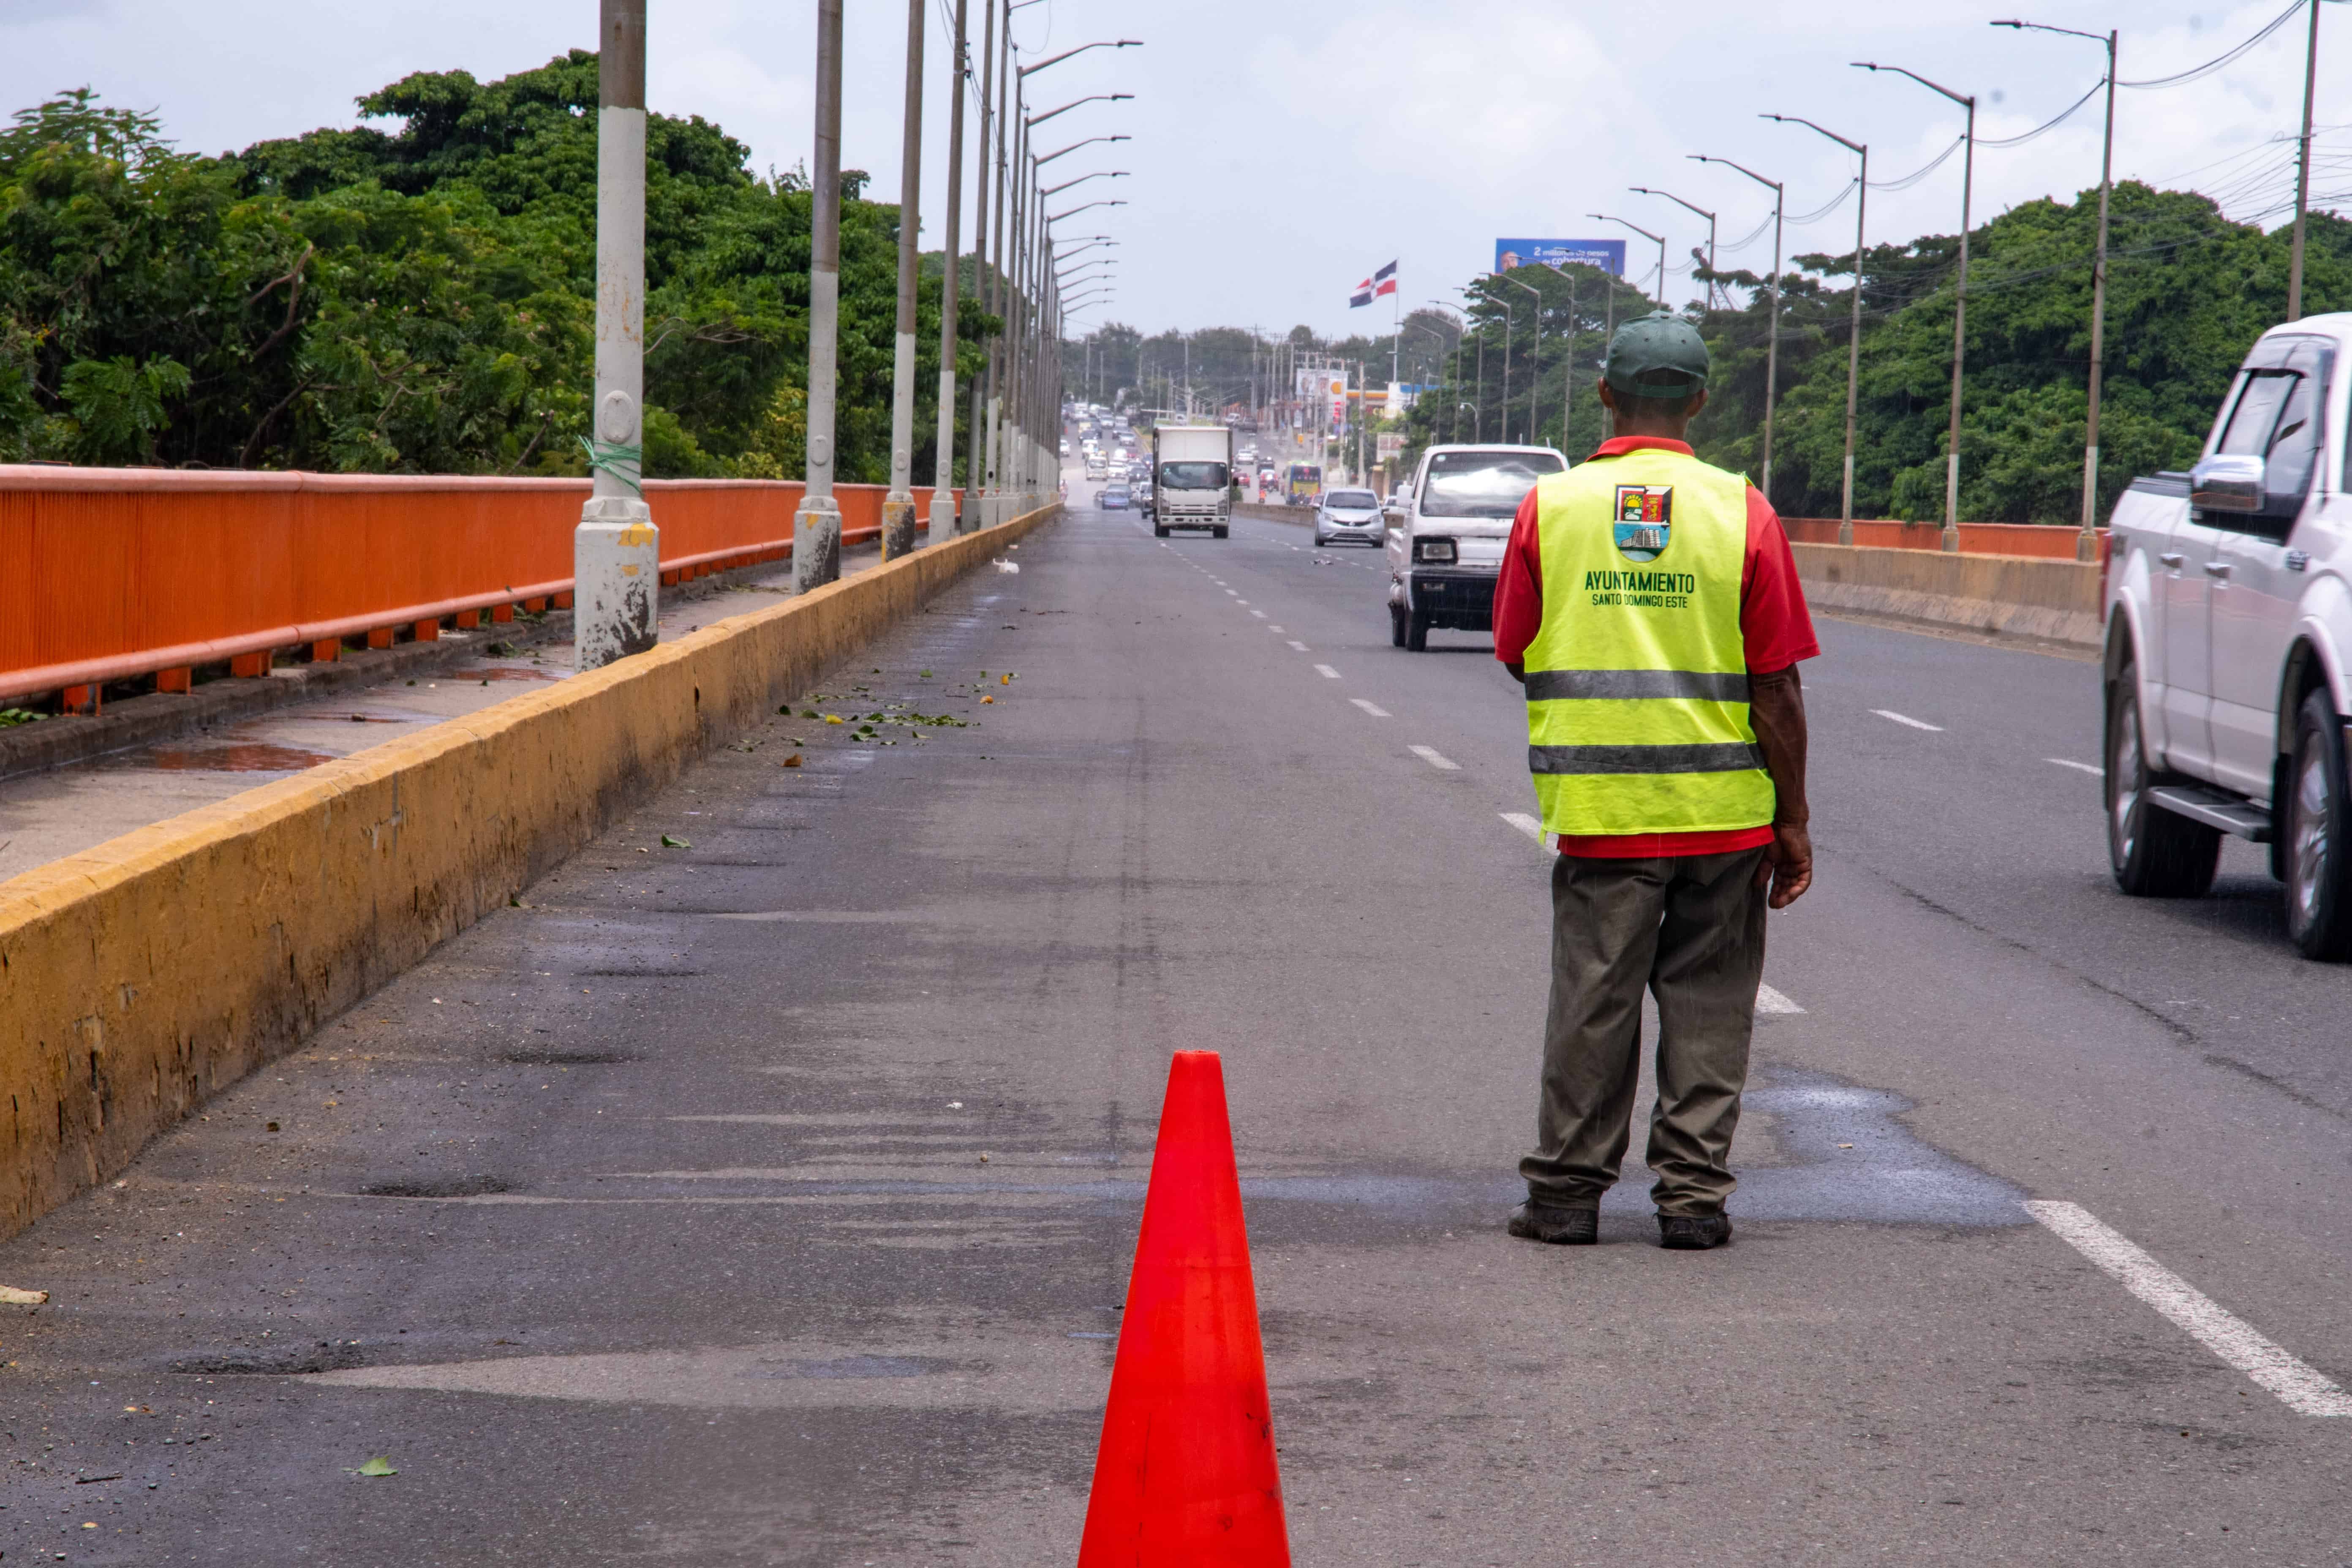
[{"xmin": 1386, "ymin": 444, "xmax": 1566, "ymax": 651}]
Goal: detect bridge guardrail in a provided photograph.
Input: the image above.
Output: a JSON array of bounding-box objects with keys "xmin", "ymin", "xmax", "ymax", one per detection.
[{"xmin": 0, "ymin": 468, "xmax": 961, "ymax": 710}]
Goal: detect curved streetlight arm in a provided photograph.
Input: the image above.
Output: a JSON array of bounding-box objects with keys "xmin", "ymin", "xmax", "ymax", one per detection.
[
  {"xmin": 1018, "ymin": 40, "xmax": 1143, "ymax": 77},
  {"xmin": 1762, "ymin": 113, "xmax": 1863, "ymax": 158},
  {"xmin": 1688, "ymin": 153, "xmax": 1783, "ymax": 200},
  {"xmin": 1037, "ymin": 133, "xmax": 1130, "ymax": 165},
  {"xmin": 1631, "ymin": 187, "xmax": 1715, "ymax": 225},
  {"xmin": 1041, "ymin": 170, "xmax": 1128, "ymax": 198},
  {"xmin": 1027, "ymin": 93, "xmax": 1133, "ymax": 128},
  {"xmin": 1588, "ymin": 212, "xmax": 1662, "ymax": 247},
  {"xmin": 1049, "ymin": 199, "xmax": 1127, "ymax": 223},
  {"xmin": 1058, "ymin": 252, "xmax": 1118, "ymax": 275},
  {"xmin": 1851, "ymin": 61, "xmax": 1973, "ymax": 112},
  {"xmin": 1059, "ymin": 264, "xmax": 1116, "ymax": 288},
  {"xmin": 1054, "ymin": 239, "xmax": 1119, "ymax": 264}
]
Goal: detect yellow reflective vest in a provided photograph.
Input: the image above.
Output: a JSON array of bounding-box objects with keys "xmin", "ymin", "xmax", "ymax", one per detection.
[{"xmin": 1522, "ymin": 446, "xmax": 1775, "ymax": 836}]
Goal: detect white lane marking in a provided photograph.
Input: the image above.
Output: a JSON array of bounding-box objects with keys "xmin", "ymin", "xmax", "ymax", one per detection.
[
  {"xmin": 1350, "ymin": 699, "xmax": 1391, "ymax": 718},
  {"xmin": 1872, "ymin": 709, "xmax": 1944, "ymax": 732},
  {"xmin": 2048, "ymin": 758, "xmax": 2102, "ymax": 776},
  {"xmin": 1408, "ymin": 745, "xmax": 1459, "ymax": 770},
  {"xmin": 1500, "ymin": 812, "xmax": 1543, "ymax": 842},
  {"xmin": 1267, "ymin": 625, "xmax": 1285, "ymax": 634},
  {"xmin": 1314, "ymin": 664, "xmax": 1340, "ymax": 679},
  {"xmin": 1287, "ymin": 640, "xmax": 1309, "ymax": 652},
  {"xmin": 1251, "ymin": 610, "xmax": 1267, "ymax": 618},
  {"xmin": 1754, "ymin": 983, "xmax": 1805, "ymax": 1015},
  {"xmin": 2026, "ymin": 1200, "xmax": 2352, "ymax": 1416},
  {"xmin": 1235, "ymin": 598, "xmax": 1249, "ymax": 604}
]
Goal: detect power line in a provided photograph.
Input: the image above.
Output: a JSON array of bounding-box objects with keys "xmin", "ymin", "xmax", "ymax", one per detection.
[
  {"xmin": 2117, "ymin": 0, "xmax": 2308, "ymax": 90},
  {"xmin": 1978, "ymin": 76, "xmax": 2106, "ymax": 148}
]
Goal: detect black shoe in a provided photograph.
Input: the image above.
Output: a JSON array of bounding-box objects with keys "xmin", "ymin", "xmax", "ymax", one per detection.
[
  {"xmin": 1507, "ymin": 1200, "xmax": 1598, "ymax": 1246},
  {"xmin": 1657, "ymin": 1212, "xmax": 1733, "ymax": 1250}
]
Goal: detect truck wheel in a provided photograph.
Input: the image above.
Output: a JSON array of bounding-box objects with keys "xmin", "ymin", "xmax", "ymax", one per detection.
[
  {"xmin": 1213, "ymin": 525, "xmax": 1228, "ymax": 539},
  {"xmin": 1389, "ymin": 604, "xmax": 1407, "ymax": 648},
  {"xmin": 1153, "ymin": 523, "xmax": 1168, "ymax": 538},
  {"xmin": 1405, "ymin": 607, "xmax": 1429, "ymax": 652},
  {"xmin": 2107, "ymin": 667, "xmax": 2221, "ymax": 898},
  {"xmin": 2286, "ymin": 690, "xmax": 2352, "ymax": 960}
]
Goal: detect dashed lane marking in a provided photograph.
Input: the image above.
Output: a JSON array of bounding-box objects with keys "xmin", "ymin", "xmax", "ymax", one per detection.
[
  {"xmin": 1872, "ymin": 709, "xmax": 1944, "ymax": 732},
  {"xmin": 1251, "ymin": 610, "xmax": 1267, "ymax": 618},
  {"xmin": 1350, "ymin": 699, "xmax": 1391, "ymax": 717},
  {"xmin": 1755, "ymin": 984, "xmax": 1804, "ymax": 1015},
  {"xmin": 1500, "ymin": 811, "xmax": 1544, "ymax": 843},
  {"xmin": 1314, "ymin": 664, "xmax": 1340, "ymax": 679},
  {"xmin": 2047, "ymin": 758, "xmax": 2102, "ymax": 776},
  {"xmin": 1288, "ymin": 640, "xmax": 1309, "ymax": 652},
  {"xmin": 1409, "ymin": 745, "xmax": 1460, "ymax": 770},
  {"xmin": 2026, "ymin": 1200, "xmax": 2352, "ymax": 1416}
]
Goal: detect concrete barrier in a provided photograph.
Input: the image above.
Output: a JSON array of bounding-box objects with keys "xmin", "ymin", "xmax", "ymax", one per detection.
[
  {"xmin": 1790, "ymin": 542, "xmax": 2101, "ymax": 650},
  {"xmin": 0, "ymin": 506, "xmax": 1058, "ymax": 1239}
]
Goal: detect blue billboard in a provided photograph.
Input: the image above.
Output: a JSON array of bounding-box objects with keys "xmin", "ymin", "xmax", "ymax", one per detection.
[{"xmin": 1495, "ymin": 238, "xmax": 1625, "ymax": 275}]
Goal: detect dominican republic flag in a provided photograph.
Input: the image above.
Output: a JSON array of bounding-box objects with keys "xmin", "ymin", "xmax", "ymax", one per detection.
[
  {"xmin": 1373, "ymin": 259, "xmax": 1397, "ymax": 297},
  {"xmin": 1351, "ymin": 260, "xmax": 1399, "ymax": 308}
]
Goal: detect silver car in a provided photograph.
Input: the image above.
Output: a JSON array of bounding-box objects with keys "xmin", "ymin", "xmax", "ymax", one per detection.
[{"xmin": 1314, "ymin": 487, "xmax": 1384, "ymax": 546}]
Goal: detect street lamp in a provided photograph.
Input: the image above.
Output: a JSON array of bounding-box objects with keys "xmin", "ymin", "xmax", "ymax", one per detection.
[
  {"xmin": 1765, "ymin": 113, "xmax": 1868, "ymax": 544},
  {"xmin": 1057, "ymin": 254, "xmax": 1116, "ymax": 278},
  {"xmin": 1469, "ymin": 280, "xmax": 1511, "ymax": 444},
  {"xmin": 1994, "ymin": 19, "xmax": 2115, "ymax": 560},
  {"xmin": 1018, "ymin": 39, "xmax": 1142, "ymax": 77},
  {"xmin": 1590, "ymin": 213, "xmax": 1666, "ymax": 307},
  {"xmin": 1056, "ymin": 238, "xmax": 1119, "ymax": 264},
  {"xmin": 1630, "ymin": 187, "xmax": 1717, "ymax": 310},
  {"xmin": 1035, "ymin": 133, "xmax": 1130, "ymax": 165},
  {"xmin": 1690, "ymin": 154, "xmax": 1784, "ymax": 502},
  {"xmin": 1026, "ymin": 92, "xmax": 1133, "ymax": 127},
  {"xmin": 1856, "ymin": 60, "xmax": 1975, "ymax": 552},
  {"xmin": 1040, "ymin": 169, "xmax": 1128, "ymax": 198},
  {"xmin": 1495, "ymin": 271, "xmax": 1543, "ymax": 447},
  {"xmin": 1049, "ymin": 199, "xmax": 1126, "ymax": 223}
]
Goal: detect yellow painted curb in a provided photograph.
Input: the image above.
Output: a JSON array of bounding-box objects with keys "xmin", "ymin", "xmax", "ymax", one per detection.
[{"xmin": 0, "ymin": 507, "xmax": 1059, "ymax": 1237}]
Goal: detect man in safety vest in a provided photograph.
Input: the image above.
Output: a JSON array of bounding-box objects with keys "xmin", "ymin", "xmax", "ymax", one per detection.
[{"xmin": 1493, "ymin": 310, "xmax": 1816, "ymax": 1251}]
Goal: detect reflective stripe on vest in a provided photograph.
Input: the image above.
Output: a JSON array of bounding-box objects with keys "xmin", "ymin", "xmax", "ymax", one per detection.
[{"xmin": 1522, "ymin": 447, "xmax": 1775, "ymax": 836}]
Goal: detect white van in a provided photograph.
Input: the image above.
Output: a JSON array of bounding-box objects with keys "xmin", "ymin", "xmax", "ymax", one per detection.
[{"xmin": 1386, "ymin": 443, "xmax": 1568, "ymax": 650}]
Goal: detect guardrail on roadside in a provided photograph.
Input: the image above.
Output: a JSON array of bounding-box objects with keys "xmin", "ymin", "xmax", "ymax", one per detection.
[{"xmin": 0, "ymin": 468, "xmax": 964, "ymax": 711}]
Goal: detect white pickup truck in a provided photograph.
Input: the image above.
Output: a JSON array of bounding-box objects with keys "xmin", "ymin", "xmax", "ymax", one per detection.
[{"xmin": 2104, "ymin": 315, "xmax": 2352, "ymax": 958}]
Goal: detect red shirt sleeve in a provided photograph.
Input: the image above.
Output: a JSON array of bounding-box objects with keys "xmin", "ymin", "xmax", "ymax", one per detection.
[
  {"xmin": 1740, "ymin": 487, "xmax": 1819, "ymax": 673},
  {"xmin": 1492, "ymin": 486, "xmax": 1545, "ymax": 667}
]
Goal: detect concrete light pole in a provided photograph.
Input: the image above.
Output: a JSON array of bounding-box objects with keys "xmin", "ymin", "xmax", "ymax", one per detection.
[
  {"xmin": 1765, "ymin": 114, "xmax": 1867, "ymax": 545},
  {"xmin": 574, "ymin": 0, "xmax": 659, "ymax": 672},
  {"xmin": 882, "ymin": 0, "xmax": 926, "ymax": 560},
  {"xmin": 965, "ymin": 0, "xmax": 998, "ymax": 533},
  {"xmin": 1856, "ymin": 62, "xmax": 1974, "ymax": 552},
  {"xmin": 1690, "ymin": 154, "xmax": 1783, "ymax": 502},
  {"xmin": 931, "ymin": 0, "xmax": 969, "ymax": 542},
  {"xmin": 2289, "ymin": 0, "xmax": 2322, "ymax": 322},
  {"xmin": 1496, "ymin": 272, "xmax": 1541, "ymax": 449},
  {"xmin": 1993, "ymin": 19, "xmax": 2116, "ymax": 560},
  {"xmin": 795, "ymin": 0, "xmax": 846, "ymax": 591}
]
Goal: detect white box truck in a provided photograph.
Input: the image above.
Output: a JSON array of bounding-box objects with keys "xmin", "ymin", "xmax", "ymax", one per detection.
[{"xmin": 1151, "ymin": 424, "xmax": 1233, "ymax": 539}]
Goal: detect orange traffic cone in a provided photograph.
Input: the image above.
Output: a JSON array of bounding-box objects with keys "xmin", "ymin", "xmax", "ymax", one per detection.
[{"xmin": 1078, "ymin": 1051, "xmax": 1290, "ymax": 1565}]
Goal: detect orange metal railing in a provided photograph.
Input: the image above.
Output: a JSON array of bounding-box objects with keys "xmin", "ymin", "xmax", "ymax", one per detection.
[
  {"xmin": 1780, "ymin": 517, "xmax": 2102, "ymax": 560},
  {"xmin": 0, "ymin": 468, "xmax": 960, "ymax": 708}
]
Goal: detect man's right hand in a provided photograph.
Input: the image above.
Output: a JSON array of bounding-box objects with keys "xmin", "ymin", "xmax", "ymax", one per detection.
[{"xmin": 1758, "ymin": 822, "xmax": 1812, "ymax": 909}]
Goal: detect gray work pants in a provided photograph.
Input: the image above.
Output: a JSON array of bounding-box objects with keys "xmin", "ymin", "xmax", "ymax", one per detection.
[{"xmin": 1518, "ymin": 847, "xmax": 1768, "ymax": 1217}]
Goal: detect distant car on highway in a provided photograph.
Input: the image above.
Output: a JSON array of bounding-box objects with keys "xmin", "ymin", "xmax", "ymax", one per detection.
[
  {"xmin": 1085, "ymin": 460, "xmax": 1107, "ymax": 480},
  {"xmin": 1101, "ymin": 483, "xmax": 1131, "ymax": 509},
  {"xmin": 2104, "ymin": 314, "xmax": 2352, "ymax": 957},
  {"xmin": 1314, "ymin": 487, "xmax": 1383, "ymax": 547},
  {"xmin": 1386, "ymin": 442, "xmax": 1567, "ymax": 651}
]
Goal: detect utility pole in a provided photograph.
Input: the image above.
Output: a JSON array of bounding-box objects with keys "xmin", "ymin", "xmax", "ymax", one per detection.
[
  {"xmin": 1692, "ymin": 155, "xmax": 1783, "ymax": 500},
  {"xmin": 882, "ymin": 0, "xmax": 925, "ymax": 559},
  {"xmin": 2290, "ymin": 0, "xmax": 2322, "ymax": 321},
  {"xmin": 1856, "ymin": 62, "xmax": 1973, "ymax": 550},
  {"xmin": 575, "ymin": 0, "xmax": 659, "ymax": 672},
  {"xmin": 966, "ymin": 0, "xmax": 997, "ymax": 531},
  {"xmin": 932, "ymin": 0, "xmax": 970, "ymax": 541},
  {"xmin": 983, "ymin": 6, "xmax": 1012, "ymax": 525},
  {"xmin": 1765, "ymin": 116, "xmax": 1867, "ymax": 544},
  {"xmin": 795, "ymin": 0, "xmax": 846, "ymax": 590},
  {"xmin": 1497, "ymin": 272, "xmax": 1541, "ymax": 449}
]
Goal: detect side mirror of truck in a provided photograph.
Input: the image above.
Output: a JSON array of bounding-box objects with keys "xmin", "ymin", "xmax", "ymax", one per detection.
[{"xmin": 2190, "ymin": 454, "xmax": 2266, "ymax": 514}]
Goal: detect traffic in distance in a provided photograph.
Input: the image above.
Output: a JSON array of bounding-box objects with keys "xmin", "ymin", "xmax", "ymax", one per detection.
[{"xmin": 1071, "ymin": 352, "xmax": 2352, "ymax": 964}]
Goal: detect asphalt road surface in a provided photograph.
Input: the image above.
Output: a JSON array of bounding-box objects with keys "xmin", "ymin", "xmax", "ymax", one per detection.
[{"xmin": 7, "ymin": 484, "xmax": 2352, "ymax": 1564}]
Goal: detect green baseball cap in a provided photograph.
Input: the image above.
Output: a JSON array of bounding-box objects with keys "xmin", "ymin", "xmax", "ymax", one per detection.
[{"xmin": 1603, "ymin": 309, "xmax": 1710, "ymax": 398}]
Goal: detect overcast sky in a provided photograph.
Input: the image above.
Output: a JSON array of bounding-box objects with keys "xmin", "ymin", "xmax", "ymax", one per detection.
[{"xmin": 6, "ymin": 0, "xmax": 2348, "ymax": 340}]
